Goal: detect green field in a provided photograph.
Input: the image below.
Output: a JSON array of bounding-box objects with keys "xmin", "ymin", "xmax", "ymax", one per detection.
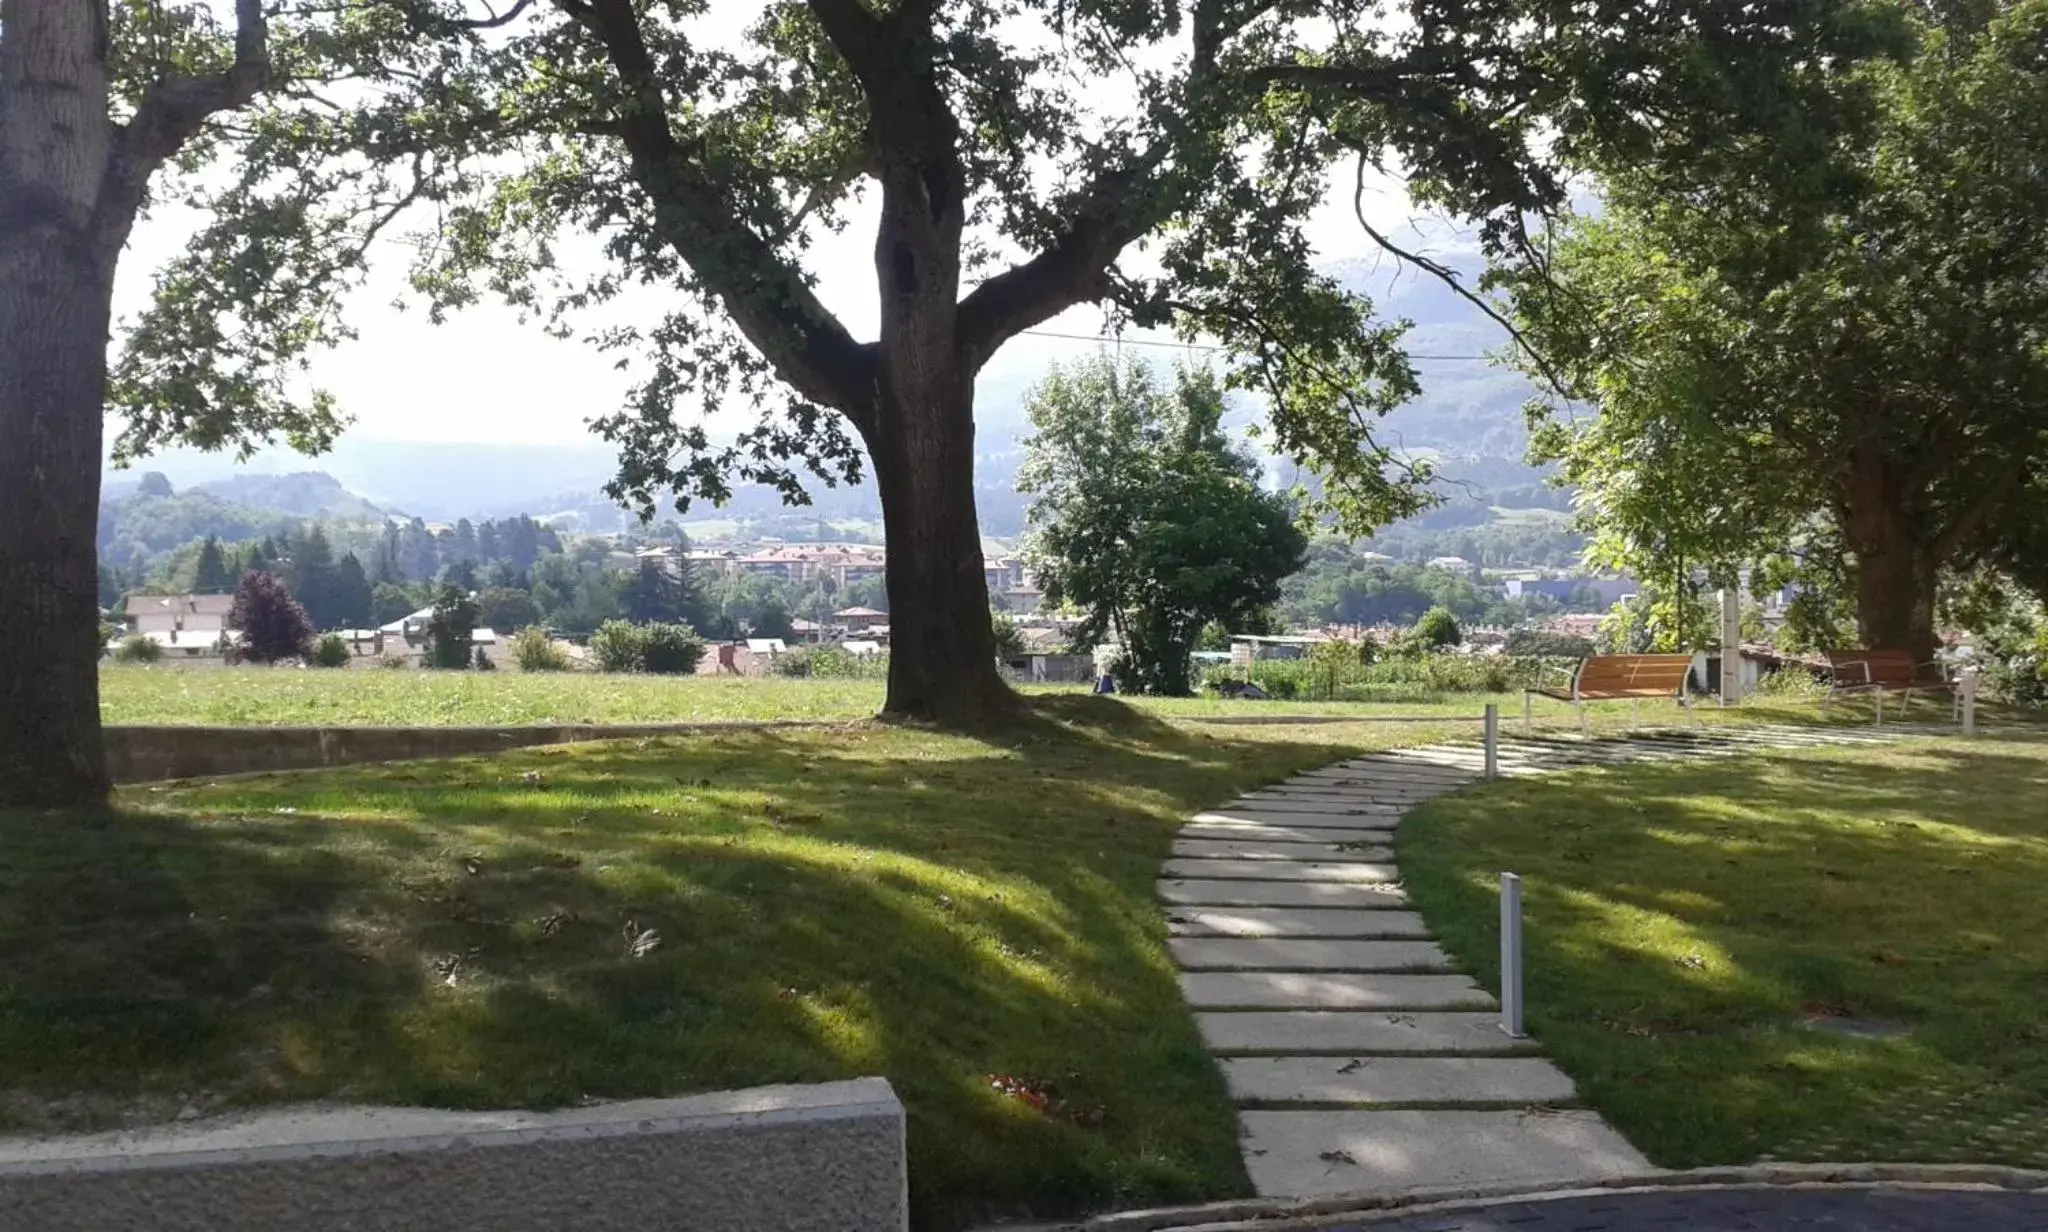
[
  {"xmin": 12, "ymin": 700, "xmax": 1492, "ymax": 1229},
  {"xmin": 1401, "ymin": 734, "xmax": 2048, "ymax": 1173}
]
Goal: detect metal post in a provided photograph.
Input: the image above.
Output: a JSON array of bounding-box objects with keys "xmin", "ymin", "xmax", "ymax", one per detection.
[
  {"xmin": 1500, "ymin": 872, "xmax": 1525, "ymax": 1038},
  {"xmin": 1719, "ymin": 587, "xmax": 1743, "ymax": 706},
  {"xmin": 1484, "ymin": 703, "xmax": 1499, "ymax": 780}
]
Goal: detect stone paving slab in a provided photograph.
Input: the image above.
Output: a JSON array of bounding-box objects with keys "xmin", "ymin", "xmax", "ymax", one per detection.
[
  {"xmin": 1180, "ymin": 972, "xmax": 1492, "ymax": 1010},
  {"xmin": 1171, "ymin": 839, "xmax": 1393, "ymax": 862},
  {"xmin": 1161, "ymin": 859, "xmax": 1401, "ymax": 883},
  {"xmin": 1169, "ymin": 938, "xmax": 1451, "ymax": 972},
  {"xmin": 1195, "ymin": 812, "xmax": 1406, "ymax": 832},
  {"xmin": 1197, "ymin": 1010, "xmax": 1530, "ymax": 1054},
  {"xmin": 1165, "ymin": 907, "xmax": 1431, "ymax": 938},
  {"xmin": 1178, "ymin": 822, "xmax": 1397, "ymax": 844},
  {"xmin": 1220, "ymin": 1056, "xmax": 1576, "ymax": 1105},
  {"xmin": 1158, "ymin": 880, "xmax": 1411, "ymax": 908},
  {"xmin": 1238, "ymin": 1108, "xmax": 1650, "ymax": 1196},
  {"xmin": 1210, "ymin": 801, "xmax": 1407, "ymax": 819}
]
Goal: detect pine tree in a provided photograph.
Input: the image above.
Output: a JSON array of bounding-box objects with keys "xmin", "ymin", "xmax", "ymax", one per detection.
[
  {"xmin": 674, "ymin": 542, "xmax": 708, "ymax": 632},
  {"xmin": 451, "ymin": 518, "xmax": 478, "ymax": 566},
  {"xmin": 621, "ymin": 559, "xmax": 680, "ymax": 625},
  {"xmin": 442, "ymin": 558, "xmax": 479, "ymax": 593},
  {"xmin": 333, "ymin": 553, "xmax": 374, "ymax": 628},
  {"xmin": 505, "ymin": 516, "xmax": 540, "ymax": 569},
  {"xmin": 192, "ymin": 536, "xmax": 234, "ymax": 594},
  {"xmin": 476, "ymin": 520, "xmax": 501, "ymax": 565},
  {"xmin": 400, "ymin": 517, "xmax": 440, "ymax": 582},
  {"xmin": 286, "ymin": 526, "xmax": 337, "ymax": 629},
  {"xmin": 372, "ymin": 524, "xmax": 404, "ymax": 585}
]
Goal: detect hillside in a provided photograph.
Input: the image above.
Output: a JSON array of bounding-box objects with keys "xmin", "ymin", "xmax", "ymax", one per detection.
[{"xmin": 193, "ymin": 471, "xmax": 387, "ymax": 519}]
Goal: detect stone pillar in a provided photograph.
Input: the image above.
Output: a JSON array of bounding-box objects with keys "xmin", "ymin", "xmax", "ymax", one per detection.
[{"xmin": 1719, "ymin": 587, "xmax": 1743, "ymax": 705}]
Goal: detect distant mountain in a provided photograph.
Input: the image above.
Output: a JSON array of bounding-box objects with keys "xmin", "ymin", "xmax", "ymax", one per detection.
[{"xmin": 193, "ymin": 471, "xmax": 387, "ymax": 520}]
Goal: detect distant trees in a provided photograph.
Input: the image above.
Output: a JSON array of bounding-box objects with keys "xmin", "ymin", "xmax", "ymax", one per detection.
[
  {"xmin": 423, "ymin": 586, "xmax": 479, "ymax": 670},
  {"xmin": 371, "ymin": 583, "xmax": 417, "ymax": 626},
  {"xmin": 476, "ymin": 588, "xmax": 541, "ymax": 633},
  {"xmin": 1412, "ymin": 607, "xmax": 1464, "ymax": 650},
  {"xmin": 621, "ymin": 558, "xmax": 706, "ymax": 629},
  {"xmin": 331, "ymin": 554, "xmax": 373, "ymax": 629},
  {"xmin": 1020, "ymin": 356, "xmax": 1306, "ymax": 695},
  {"xmin": 230, "ymin": 573, "xmax": 315, "ymax": 664},
  {"xmin": 192, "ymin": 537, "xmax": 234, "ymax": 594}
]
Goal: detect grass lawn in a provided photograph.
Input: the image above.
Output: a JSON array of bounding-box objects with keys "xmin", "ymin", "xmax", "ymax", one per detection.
[
  {"xmin": 1400, "ymin": 734, "xmax": 2048, "ymax": 1173},
  {"xmin": 7, "ymin": 698, "xmax": 1482, "ymax": 1229}
]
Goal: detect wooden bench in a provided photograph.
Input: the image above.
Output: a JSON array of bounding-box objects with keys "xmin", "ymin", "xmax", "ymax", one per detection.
[
  {"xmin": 1524, "ymin": 653, "xmax": 1698, "ymax": 732},
  {"xmin": 1819, "ymin": 649, "xmax": 1952, "ymax": 721}
]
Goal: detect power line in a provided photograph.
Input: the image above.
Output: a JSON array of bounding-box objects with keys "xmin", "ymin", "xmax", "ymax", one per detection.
[{"xmin": 1017, "ymin": 327, "xmax": 1491, "ymax": 360}]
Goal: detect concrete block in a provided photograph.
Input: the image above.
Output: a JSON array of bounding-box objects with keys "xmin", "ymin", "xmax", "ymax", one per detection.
[
  {"xmin": 1160, "ymin": 859, "xmax": 1399, "ymax": 883},
  {"xmin": 1219, "ymin": 1057, "xmax": 1576, "ymax": 1105},
  {"xmin": 1164, "ymin": 908, "xmax": 1430, "ymax": 939},
  {"xmin": 1197, "ymin": 1011, "xmax": 1531, "ymax": 1055},
  {"xmin": 0, "ymin": 1080, "xmax": 908, "ymax": 1232},
  {"xmin": 1212, "ymin": 800, "xmax": 1404, "ymax": 818},
  {"xmin": 1157, "ymin": 880, "xmax": 1410, "ymax": 908},
  {"xmin": 1177, "ymin": 823, "xmax": 1396, "ymax": 845},
  {"xmin": 1179, "ymin": 972, "xmax": 1493, "ymax": 1010},
  {"xmin": 1171, "ymin": 839, "xmax": 1393, "ymax": 862},
  {"xmin": 1193, "ymin": 810, "xmax": 1403, "ymax": 831},
  {"xmin": 1237, "ymin": 1108, "xmax": 1650, "ymax": 1197},
  {"xmin": 1169, "ymin": 938, "xmax": 1451, "ymax": 971}
]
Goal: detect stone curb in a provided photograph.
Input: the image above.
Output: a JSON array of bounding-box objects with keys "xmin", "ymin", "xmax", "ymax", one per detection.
[{"xmin": 980, "ymin": 1165, "xmax": 2048, "ymax": 1231}]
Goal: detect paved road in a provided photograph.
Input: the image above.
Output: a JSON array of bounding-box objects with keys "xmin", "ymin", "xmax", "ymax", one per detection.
[{"xmin": 1331, "ymin": 1187, "xmax": 2048, "ymax": 1230}]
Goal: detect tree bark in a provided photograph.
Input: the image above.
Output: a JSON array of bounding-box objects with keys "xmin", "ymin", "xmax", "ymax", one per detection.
[
  {"xmin": 0, "ymin": 0, "xmax": 118, "ymax": 805},
  {"xmin": 1840, "ymin": 452, "xmax": 1939, "ymax": 660}
]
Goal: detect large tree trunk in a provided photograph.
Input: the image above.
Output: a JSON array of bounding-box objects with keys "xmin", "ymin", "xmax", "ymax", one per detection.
[
  {"xmin": 0, "ymin": 0, "xmax": 117, "ymax": 806},
  {"xmin": 867, "ymin": 359, "xmax": 1015, "ymax": 726},
  {"xmin": 1840, "ymin": 452, "xmax": 1940, "ymax": 660}
]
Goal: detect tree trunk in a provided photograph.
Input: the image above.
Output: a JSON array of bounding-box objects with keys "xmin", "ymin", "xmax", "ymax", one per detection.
[
  {"xmin": 867, "ymin": 372, "xmax": 1016, "ymax": 727},
  {"xmin": 1840, "ymin": 453, "xmax": 1939, "ymax": 660},
  {"xmin": 0, "ymin": 0, "xmax": 117, "ymax": 805}
]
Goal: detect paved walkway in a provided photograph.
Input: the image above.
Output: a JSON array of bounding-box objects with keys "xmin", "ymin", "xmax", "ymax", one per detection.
[
  {"xmin": 1325, "ymin": 1186, "xmax": 2048, "ymax": 1230},
  {"xmin": 1162, "ymin": 724, "xmax": 1898, "ymax": 1199}
]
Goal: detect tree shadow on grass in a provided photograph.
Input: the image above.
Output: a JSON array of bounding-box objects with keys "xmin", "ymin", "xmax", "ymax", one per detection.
[
  {"xmin": 9, "ymin": 697, "xmax": 1377, "ymax": 1230},
  {"xmin": 1399, "ymin": 735, "xmax": 2048, "ymax": 1172}
]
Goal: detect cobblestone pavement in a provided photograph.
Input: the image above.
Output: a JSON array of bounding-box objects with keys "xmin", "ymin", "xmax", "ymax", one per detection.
[{"xmin": 1327, "ymin": 1187, "xmax": 2048, "ymax": 1230}]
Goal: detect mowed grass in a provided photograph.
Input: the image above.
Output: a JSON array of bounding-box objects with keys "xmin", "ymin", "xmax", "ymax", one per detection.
[
  {"xmin": 100, "ymin": 667, "xmax": 884, "ymax": 726},
  {"xmin": 6, "ymin": 699, "xmax": 1480, "ymax": 1229},
  {"xmin": 1400, "ymin": 735, "xmax": 2048, "ymax": 1173}
]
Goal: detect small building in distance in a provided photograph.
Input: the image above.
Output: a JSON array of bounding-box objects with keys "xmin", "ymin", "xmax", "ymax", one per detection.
[
  {"xmin": 122, "ymin": 594, "xmax": 234, "ymax": 638},
  {"xmin": 833, "ymin": 606, "xmax": 888, "ymax": 633}
]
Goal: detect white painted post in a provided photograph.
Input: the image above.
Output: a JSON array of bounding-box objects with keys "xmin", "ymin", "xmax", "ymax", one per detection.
[
  {"xmin": 1500, "ymin": 872, "xmax": 1525, "ymax": 1038},
  {"xmin": 1523, "ymin": 689, "xmax": 1532, "ymax": 735},
  {"xmin": 1484, "ymin": 703, "xmax": 1499, "ymax": 780},
  {"xmin": 1719, "ymin": 588, "xmax": 1743, "ymax": 706},
  {"xmin": 1961, "ymin": 667, "xmax": 1980, "ymax": 735},
  {"xmin": 1875, "ymin": 690, "xmax": 1885, "ymax": 728}
]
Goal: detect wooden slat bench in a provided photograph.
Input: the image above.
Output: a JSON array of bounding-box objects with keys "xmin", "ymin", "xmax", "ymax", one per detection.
[
  {"xmin": 1820, "ymin": 649, "xmax": 1953, "ymax": 721},
  {"xmin": 1524, "ymin": 653, "xmax": 1698, "ymax": 733}
]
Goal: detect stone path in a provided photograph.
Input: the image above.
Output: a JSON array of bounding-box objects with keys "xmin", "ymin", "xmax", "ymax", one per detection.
[
  {"xmin": 1321, "ymin": 1187, "xmax": 2048, "ymax": 1230},
  {"xmin": 1162, "ymin": 724, "xmax": 1897, "ymax": 1200}
]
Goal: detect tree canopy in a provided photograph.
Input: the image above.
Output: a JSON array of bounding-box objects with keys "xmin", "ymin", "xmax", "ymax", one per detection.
[
  {"xmin": 1019, "ymin": 354, "xmax": 1304, "ymax": 694},
  {"xmin": 1511, "ymin": 0, "xmax": 2048, "ymax": 654}
]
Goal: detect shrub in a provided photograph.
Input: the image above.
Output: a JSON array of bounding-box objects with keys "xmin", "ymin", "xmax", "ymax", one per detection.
[
  {"xmin": 509, "ymin": 626, "xmax": 571, "ymax": 672},
  {"xmin": 770, "ymin": 645, "xmax": 890, "ymax": 679},
  {"xmin": 991, "ymin": 614, "xmax": 1026, "ymax": 658},
  {"xmin": 590, "ymin": 619, "xmax": 647, "ymax": 672},
  {"xmin": 379, "ymin": 652, "xmax": 410, "ymax": 669},
  {"xmin": 310, "ymin": 633, "xmax": 351, "ymax": 668},
  {"xmin": 640, "ymin": 622, "xmax": 706, "ymax": 675},
  {"xmin": 424, "ymin": 586, "xmax": 479, "ymax": 670},
  {"xmin": 113, "ymin": 635, "xmax": 163, "ymax": 664},
  {"xmin": 229, "ymin": 571, "xmax": 315, "ymax": 664},
  {"xmin": 1413, "ymin": 606, "xmax": 1463, "ymax": 649},
  {"xmin": 474, "ymin": 646, "xmax": 496, "ymax": 671}
]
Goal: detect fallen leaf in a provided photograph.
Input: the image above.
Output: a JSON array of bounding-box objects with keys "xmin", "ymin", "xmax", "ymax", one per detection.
[
  {"xmin": 1337, "ymin": 1059, "xmax": 1364, "ymax": 1074},
  {"xmin": 1318, "ymin": 1149, "xmax": 1357, "ymax": 1165},
  {"xmin": 622, "ymin": 921, "xmax": 661, "ymax": 958},
  {"xmin": 1678, "ymin": 953, "xmax": 1706, "ymax": 970}
]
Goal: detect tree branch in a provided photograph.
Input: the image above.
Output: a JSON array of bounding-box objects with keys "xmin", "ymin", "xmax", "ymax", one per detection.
[
  {"xmin": 96, "ymin": 0, "xmax": 269, "ymax": 263},
  {"xmin": 562, "ymin": 0, "xmax": 877, "ymax": 423}
]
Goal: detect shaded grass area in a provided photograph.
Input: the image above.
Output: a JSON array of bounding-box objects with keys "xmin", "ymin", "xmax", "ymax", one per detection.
[
  {"xmin": 1400, "ymin": 736, "xmax": 2048, "ymax": 1172},
  {"xmin": 5, "ymin": 699, "xmax": 1473, "ymax": 1228}
]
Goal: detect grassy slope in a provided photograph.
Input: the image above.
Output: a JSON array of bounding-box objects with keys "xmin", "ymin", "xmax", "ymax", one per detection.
[
  {"xmin": 6, "ymin": 700, "xmax": 1480, "ymax": 1229},
  {"xmin": 1401, "ymin": 735, "xmax": 2048, "ymax": 1172}
]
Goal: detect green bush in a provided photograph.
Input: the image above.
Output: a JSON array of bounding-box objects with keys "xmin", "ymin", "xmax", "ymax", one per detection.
[
  {"xmin": 769, "ymin": 645, "xmax": 890, "ymax": 679},
  {"xmin": 112, "ymin": 635, "xmax": 163, "ymax": 665},
  {"xmin": 589, "ymin": 620, "xmax": 646, "ymax": 673},
  {"xmin": 310, "ymin": 633, "xmax": 351, "ymax": 668},
  {"xmin": 640, "ymin": 623, "xmax": 707, "ymax": 675},
  {"xmin": 509, "ymin": 626, "xmax": 571, "ymax": 672},
  {"xmin": 1205, "ymin": 652, "xmax": 1576, "ymax": 702}
]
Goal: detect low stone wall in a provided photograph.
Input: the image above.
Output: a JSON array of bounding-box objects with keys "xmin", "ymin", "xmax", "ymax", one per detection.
[
  {"xmin": 0, "ymin": 1079, "xmax": 907, "ymax": 1232},
  {"xmin": 104, "ymin": 720, "xmax": 831, "ymax": 784}
]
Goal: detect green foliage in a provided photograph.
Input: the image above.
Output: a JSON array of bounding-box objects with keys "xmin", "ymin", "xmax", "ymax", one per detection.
[
  {"xmin": 1597, "ymin": 587, "xmax": 1715, "ymax": 654},
  {"xmin": 768, "ymin": 646, "xmax": 891, "ymax": 680},
  {"xmin": 476, "ymin": 587, "xmax": 541, "ymax": 633},
  {"xmin": 1511, "ymin": 5, "xmax": 2048, "ymax": 652},
  {"xmin": 423, "ymin": 587, "xmax": 479, "ymax": 671},
  {"xmin": 1020, "ymin": 356, "xmax": 1307, "ymax": 696},
  {"xmin": 991, "ymin": 614, "xmax": 1025, "ymax": 659},
  {"xmin": 113, "ymin": 635, "xmax": 163, "ymax": 665},
  {"xmin": 589, "ymin": 620, "xmax": 648, "ymax": 674},
  {"xmin": 192, "ymin": 536, "xmax": 235, "ymax": 594},
  {"xmin": 310, "ymin": 633, "xmax": 351, "ymax": 668},
  {"xmin": 639, "ymin": 623, "xmax": 707, "ymax": 676},
  {"xmin": 229, "ymin": 572, "xmax": 316, "ymax": 665},
  {"xmin": 508, "ymin": 627, "xmax": 571, "ymax": 673},
  {"xmin": 1211, "ymin": 652, "xmax": 1553, "ymax": 701},
  {"xmin": 371, "ymin": 582, "xmax": 418, "ymax": 626},
  {"xmin": 1505, "ymin": 628, "xmax": 1595, "ymax": 658},
  {"xmin": 1413, "ymin": 607, "xmax": 1463, "ymax": 649}
]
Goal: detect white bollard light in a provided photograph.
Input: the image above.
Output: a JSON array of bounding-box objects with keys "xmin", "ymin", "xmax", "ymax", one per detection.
[{"xmin": 1500, "ymin": 871, "xmax": 1525, "ymax": 1039}]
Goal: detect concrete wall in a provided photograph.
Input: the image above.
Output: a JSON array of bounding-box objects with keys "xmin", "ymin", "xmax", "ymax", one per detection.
[
  {"xmin": 0, "ymin": 1079, "xmax": 906, "ymax": 1232},
  {"xmin": 104, "ymin": 720, "xmax": 828, "ymax": 784}
]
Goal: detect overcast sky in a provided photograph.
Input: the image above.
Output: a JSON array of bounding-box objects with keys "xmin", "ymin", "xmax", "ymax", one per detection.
[{"xmin": 109, "ymin": 74, "xmax": 1455, "ymax": 451}]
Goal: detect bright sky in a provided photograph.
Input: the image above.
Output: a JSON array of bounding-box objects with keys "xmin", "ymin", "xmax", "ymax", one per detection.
[{"xmin": 107, "ymin": 12, "xmax": 1460, "ymax": 451}]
